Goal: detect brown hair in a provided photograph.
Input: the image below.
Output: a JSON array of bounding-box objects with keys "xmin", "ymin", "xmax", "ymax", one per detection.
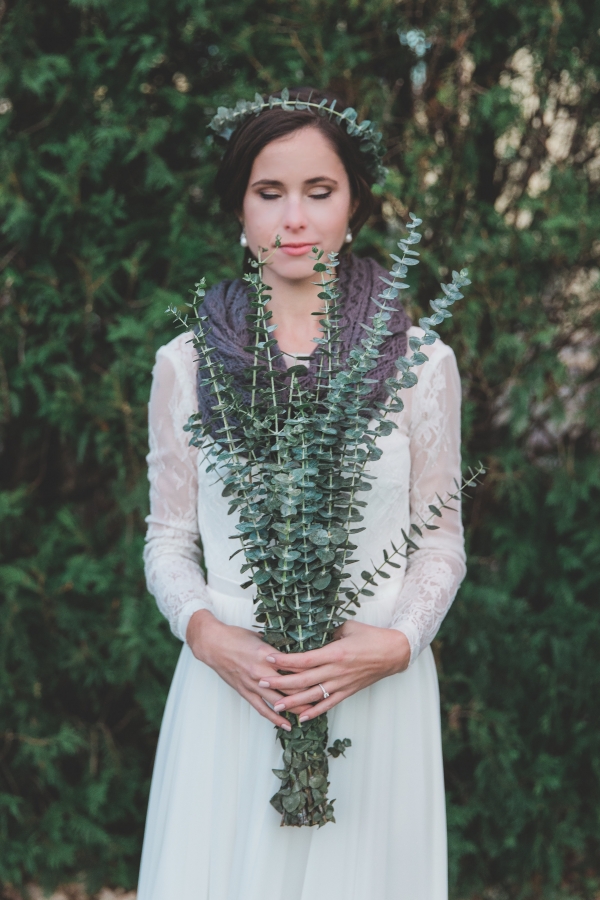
[{"xmin": 213, "ymin": 87, "xmax": 377, "ymax": 238}]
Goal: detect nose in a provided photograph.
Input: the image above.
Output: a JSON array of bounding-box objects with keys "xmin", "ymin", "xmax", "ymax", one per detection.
[{"xmin": 281, "ymin": 193, "xmax": 308, "ymax": 234}]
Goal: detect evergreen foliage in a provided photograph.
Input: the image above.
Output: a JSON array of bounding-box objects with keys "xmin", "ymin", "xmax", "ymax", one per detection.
[
  {"xmin": 208, "ymin": 88, "xmax": 388, "ymax": 183},
  {"xmin": 0, "ymin": 0, "xmax": 598, "ymax": 895}
]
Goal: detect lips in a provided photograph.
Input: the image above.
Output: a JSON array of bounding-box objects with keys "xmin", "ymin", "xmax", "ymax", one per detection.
[{"xmin": 279, "ymin": 243, "xmax": 314, "ymax": 257}]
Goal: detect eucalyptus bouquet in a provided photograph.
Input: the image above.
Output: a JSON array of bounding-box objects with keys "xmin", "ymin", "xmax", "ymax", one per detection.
[{"xmin": 169, "ymin": 214, "xmax": 482, "ymax": 827}]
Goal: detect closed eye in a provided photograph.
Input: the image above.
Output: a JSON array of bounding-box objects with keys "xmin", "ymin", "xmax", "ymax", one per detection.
[{"xmin": 258, "ymin": 190, "xmax": 332, "ymax": 200}]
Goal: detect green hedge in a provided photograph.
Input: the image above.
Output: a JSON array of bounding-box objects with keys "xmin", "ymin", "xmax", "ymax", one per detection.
[{"xmin": 1, "ymin": 0, "xmax": 599, "ymax": 896}]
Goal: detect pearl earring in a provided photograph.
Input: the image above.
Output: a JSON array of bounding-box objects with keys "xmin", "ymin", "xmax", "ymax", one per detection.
[
  {"xmin": 344, "ymin": 228, "xmax": 353, "ymax": 243},
  {"xmin": 240, "ymin": 230, "xmax": 248, "ymax": 248}
]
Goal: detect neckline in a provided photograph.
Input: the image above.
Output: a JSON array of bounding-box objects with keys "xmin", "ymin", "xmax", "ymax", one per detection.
[{"xmin": 264, "ymin": 253, "xmax": 352, "ymax": 370}]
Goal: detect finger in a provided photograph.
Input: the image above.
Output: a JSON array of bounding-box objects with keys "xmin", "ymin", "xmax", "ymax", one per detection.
[
  {"xmin": 246, "ymin": 677, "xmax": 292, "ymax": 706},
  {"xmin": 265, "ymin": 644, "xmax": 343, "ymax": 670},
  {"xmin": 298, "ymin": 691, "xmax": 349, "ymax": 722},
  {"xmin": 272, "ymin": 682, "xmax": 341, "ymax": 713},
  {"xmin": 257, "ymin": 686, "xmax": 292, "ymax": 708},
  {"xmin": 287, "ymin": 704, "xmax": 314, "ymax": 716},
  {"xmin": 260, "ymin": 663, "xmax": 339, "ymax": 693},
  {"xmin": 245, "ymin": 692, "xmax": 292, "ymax": 731}
]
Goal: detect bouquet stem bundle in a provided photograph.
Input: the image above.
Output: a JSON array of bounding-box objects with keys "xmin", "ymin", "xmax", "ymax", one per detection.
[{"xmin": 169, "ymin": 215, "xmax": 482, "ymax": 826}]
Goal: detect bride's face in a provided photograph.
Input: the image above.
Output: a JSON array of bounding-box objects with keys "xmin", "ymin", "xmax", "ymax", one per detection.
[{"xmin": 241, "ymin": 126, "xmax": 355, "ymax": 282}]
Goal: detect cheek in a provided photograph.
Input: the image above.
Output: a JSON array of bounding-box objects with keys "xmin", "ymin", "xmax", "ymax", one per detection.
[
  {"xmin": 243, "ymin": 199, "xmax": 280, "ymax": 242},
  {"xmin": 321, "ymin": 193, "xmax": 353, "ymax": 232}
]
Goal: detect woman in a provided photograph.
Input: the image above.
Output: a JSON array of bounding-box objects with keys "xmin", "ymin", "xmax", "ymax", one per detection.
[{"xmin": 138, "ymin": 88, "xmax": 465, "ymax": 900}]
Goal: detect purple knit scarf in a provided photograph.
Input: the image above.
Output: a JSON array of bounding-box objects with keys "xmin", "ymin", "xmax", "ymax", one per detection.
[{"xmin": 196, "ymin": 253, "xmax": 411, "ymax": 433}]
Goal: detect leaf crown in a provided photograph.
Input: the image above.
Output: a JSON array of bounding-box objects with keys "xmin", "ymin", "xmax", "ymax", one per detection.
[{"xmin": 208, "ymin": 88, "xmax": 388, "ymax": 186}]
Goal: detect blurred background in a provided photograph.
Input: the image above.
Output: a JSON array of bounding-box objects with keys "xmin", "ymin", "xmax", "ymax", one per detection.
[{"xmin": 0, "ymin": 0, "xmax": 599, "ymax": 897}]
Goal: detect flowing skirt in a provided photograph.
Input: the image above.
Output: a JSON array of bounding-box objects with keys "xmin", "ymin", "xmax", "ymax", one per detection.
[{"xmin": 137, "ymin": 587, "xmax": 448, "ymax": 900}]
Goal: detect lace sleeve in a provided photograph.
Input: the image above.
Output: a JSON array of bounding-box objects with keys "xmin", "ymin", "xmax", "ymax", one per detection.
[
  {"xmin": 389, "ymin": 340, "xmax": 466, "ymax": 666},
  {"xmin": 144, "ymin": 336, "xmax": 213, "ymax": 642}
]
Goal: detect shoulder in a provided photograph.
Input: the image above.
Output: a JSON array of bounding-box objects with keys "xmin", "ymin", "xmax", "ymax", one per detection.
[
  {"xmin": 155, "ymin": 332, "xmax": 197, "ymax": 379},
  {"xmin": 406, "ymin": 327, "xmax": 461, "ymax": 430},
  {"xmin": 152, "ymin": 332, "xmax": 198, "ymax": 411}
]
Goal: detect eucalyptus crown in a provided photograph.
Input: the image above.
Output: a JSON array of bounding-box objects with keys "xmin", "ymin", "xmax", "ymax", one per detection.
[{"xmin": 209, "ymin": 87, "xmax": 388, "ymax": 186}]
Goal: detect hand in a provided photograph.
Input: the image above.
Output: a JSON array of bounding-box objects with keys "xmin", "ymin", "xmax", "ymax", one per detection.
[
  {"xmin": 186, "ymin": 609, "xmax": 314, "ymax": 732},
  {"xmin": 256, "ymin": 620, "xmax": 411, "ymax": 723}
]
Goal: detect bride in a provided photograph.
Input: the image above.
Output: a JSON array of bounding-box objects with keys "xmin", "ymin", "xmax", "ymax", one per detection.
[{"xmin": 137, "ymin": 87, "xmax": 465, "ymax": 900}]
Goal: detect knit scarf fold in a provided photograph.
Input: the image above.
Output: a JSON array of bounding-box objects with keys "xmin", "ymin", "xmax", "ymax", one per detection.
[{"xmin": 196, "ymin": 253, "xmax": 411, "ymax": 434}]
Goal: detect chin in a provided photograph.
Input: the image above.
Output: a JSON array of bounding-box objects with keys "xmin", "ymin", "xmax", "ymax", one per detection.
[{"xmin": 268, "ymin": 256, "xmax": 320, "ymax": 282}]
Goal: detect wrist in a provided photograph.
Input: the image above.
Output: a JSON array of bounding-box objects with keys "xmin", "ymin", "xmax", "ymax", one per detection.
[
  {"xmin": 386, "ymin": 628, "xmax": 411, "ymax": 674},
  {"xmin": 186, "ymin": 609, "xmax": 222, "ymax": 665}
]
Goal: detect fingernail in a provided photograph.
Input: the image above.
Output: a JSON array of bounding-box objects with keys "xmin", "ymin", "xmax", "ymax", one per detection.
[
  {"xmin": 266, "ymin": 655, "xmax": 276, "ymax": 663},
  {"xmin": 258, "ymin": 680, "xmax": 270, "ymax": 687},
  {"xmin": 281, "ymin": 722, "xmax": 292, "ymax": 732},
  {"xmin": 274, "ymin": 702, "xmax": 285, "ymax": 712},
  {"xmin": 299, "ymin": 715, "xmax": 309, "ymax": 723}
]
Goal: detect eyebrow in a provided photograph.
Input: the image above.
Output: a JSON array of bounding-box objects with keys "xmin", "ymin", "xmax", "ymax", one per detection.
[{"xmin": 250, "ymin": 176, "xmax": 338, "ymax": 188}]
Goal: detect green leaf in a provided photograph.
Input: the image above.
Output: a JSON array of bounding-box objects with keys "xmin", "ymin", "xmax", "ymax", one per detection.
[
  {"xmin": 309, "ymin": 529, "xmax": 330, "ymax": 546},
  {"xmin": 328, "ymin": 527, "xmax": 347, "ymax": 545},
  {"xmin": 313, "ymin": 573, "xmax": 332, "ymax": 590},
  {"xmin": 316, "ymin": 548, "xmax": 336, "ymax": 564},
  {"xmin": 253, "ymin": 569, "xmax": 270, "ymax": 585},
  {"xmin": 282, "ymin": 793, "xmax": 303, "ymax": 812},
  {"xmin": 309, "ymin": 773, "xmax": 327, "ymax": 789},
  {"xmin": 401, "ymin": 529, "xmax": 419, "ymax": 551}
]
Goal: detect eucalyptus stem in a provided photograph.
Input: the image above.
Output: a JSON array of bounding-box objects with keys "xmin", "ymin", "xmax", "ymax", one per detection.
[{"xmin": 169, "ymin": 213, "xmax": 480, "ymax": 827}]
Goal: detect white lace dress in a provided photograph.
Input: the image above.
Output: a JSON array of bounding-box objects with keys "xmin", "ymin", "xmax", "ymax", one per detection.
[{"xmin": 137, "ymin": 326, "xmax": 466, "ymax": 900}]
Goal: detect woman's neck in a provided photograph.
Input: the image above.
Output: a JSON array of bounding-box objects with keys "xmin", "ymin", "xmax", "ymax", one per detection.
[{"xmin": 264, "ymin": 266, "xmax": 330, "ymax": 357}]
